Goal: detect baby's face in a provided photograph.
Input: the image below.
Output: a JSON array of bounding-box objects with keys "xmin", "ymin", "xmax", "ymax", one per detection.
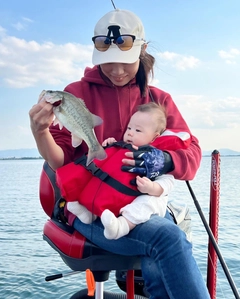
[{"xmin": 123, "ymin": 111, "xmax": 158, "ymax": 147}]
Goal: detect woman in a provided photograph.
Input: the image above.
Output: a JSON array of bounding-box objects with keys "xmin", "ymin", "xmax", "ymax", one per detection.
[{"xmin": 29, "ymin": 8, "xmax": 210, "ymax": 299}]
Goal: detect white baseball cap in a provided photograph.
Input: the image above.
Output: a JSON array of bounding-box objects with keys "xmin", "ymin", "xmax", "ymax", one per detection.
[{"xmin": 92, "ymin": 9, "xmax": 145, "ymax": 65}]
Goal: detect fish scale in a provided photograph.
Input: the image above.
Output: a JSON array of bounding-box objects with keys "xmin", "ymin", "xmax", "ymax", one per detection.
[{"xmin": 63, "ymin": 98, "xmax": 100, "ymax": 152}]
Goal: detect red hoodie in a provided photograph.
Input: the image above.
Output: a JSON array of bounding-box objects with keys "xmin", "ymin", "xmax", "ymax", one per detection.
[{"xmin": 50, "ymin": 66, "xmax": 201, "ymax": 180}]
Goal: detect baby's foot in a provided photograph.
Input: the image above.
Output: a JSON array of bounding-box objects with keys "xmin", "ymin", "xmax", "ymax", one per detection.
[
  {"xmin": 67, "ymin": 201, "xmax": 96, "ymax": 224},
  {"xmin": 101, "ymin": 209, "xmax": 129, "ymax": 239}
]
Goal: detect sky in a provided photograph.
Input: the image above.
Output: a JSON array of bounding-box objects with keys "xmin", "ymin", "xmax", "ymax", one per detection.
[{"xmin": 0, "ymin": 0, "xmax": 240, "ymax": 152}]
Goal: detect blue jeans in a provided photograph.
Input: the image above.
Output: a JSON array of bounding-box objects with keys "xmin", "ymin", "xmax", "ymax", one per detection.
[{"xmin": 73, "ymin": 212, "xmax": 210, "ymax": 299}]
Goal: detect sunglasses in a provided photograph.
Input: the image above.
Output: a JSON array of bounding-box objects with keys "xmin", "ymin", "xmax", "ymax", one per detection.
[{"xmin": 92, "ymin": 35, "xmax": 143, "ymax": 52}]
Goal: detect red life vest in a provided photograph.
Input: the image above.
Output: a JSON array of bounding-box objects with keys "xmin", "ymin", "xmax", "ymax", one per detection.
[
  {"xmin": 56, "ymin": 142, "xmax": 140, "ymax": 217},
  {"xmin": 56, "ymin": 130, "xmax": 191, "ymax": 217}
]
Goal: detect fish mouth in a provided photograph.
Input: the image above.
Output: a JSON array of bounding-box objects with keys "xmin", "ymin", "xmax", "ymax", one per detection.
[{"xmin": 52, "ymin": 100, "xmax": 62, "ymax": 107}]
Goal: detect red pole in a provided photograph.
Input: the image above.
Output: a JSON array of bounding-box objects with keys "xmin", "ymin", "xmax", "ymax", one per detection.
[
  {"xmin": 126, "ymin": 270, "xmax": 135, "ymax": 299},
  {"xmin": 207, "ymin": 150, "xmax": 221, "ymax": 299}
]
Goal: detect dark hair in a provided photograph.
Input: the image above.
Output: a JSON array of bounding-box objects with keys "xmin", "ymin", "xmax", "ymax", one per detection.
[{"xmin": 136, "ymin": 47, "xmax": 155, "ymax": 97}]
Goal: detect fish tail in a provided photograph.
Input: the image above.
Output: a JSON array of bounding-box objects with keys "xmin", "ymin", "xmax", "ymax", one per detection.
[{"xmin": 86, "ymin": 146, "xmax": 107, "ymax": 166}]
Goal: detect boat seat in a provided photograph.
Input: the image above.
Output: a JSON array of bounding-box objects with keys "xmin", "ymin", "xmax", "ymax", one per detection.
[
  {"xmin": 40, "ymin": 161, "xmax": 147, "ymax": 298},
  {"xmin": 43, "ymin": 218, "xmax": 141, "ymax": 274}
]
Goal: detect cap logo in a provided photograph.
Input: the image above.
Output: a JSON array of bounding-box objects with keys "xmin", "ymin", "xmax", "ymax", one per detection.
[{"xmin": 107, "ymin": 25, "xmax": 121, "ymax": 38}]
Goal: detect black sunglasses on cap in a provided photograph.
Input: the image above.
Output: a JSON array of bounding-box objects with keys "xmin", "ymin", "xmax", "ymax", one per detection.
[{"xmin": 92, "ymin": 35, "xmax": 143, "ymax": 52}]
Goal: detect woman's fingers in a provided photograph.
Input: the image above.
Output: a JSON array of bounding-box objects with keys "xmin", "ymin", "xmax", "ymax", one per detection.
[
  {"xmin": 29, "ymin": 101, "xmax": 54, "ymax": 132},
  {"xmin": 122, "ymin": 158, "xmax": 135, "ymax": 166}
]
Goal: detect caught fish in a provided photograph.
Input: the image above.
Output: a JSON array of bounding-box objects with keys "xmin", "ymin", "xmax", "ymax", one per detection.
[{"xmin": 39, "ymin": 90, "xmax": 107, "ymax": 166}]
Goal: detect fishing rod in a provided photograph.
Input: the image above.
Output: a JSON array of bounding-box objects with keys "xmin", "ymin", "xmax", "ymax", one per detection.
[
  {"xmin": 186, "ymin": 180, "xmax": 240, "ymax": 299},
  {"xmin": 45, "ymin": 270, "xmax": 81, "ymax": 281},
  {"xmin": 111, "ymin": 0, "xmax": 116, "ymax": 9}
]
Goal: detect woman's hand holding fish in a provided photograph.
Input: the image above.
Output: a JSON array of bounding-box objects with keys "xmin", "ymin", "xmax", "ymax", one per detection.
[
  {"xmin": 29, "ymin": 101, "xmax": 64, "ymax": 170},
  {"xmin": 29, "ymin": 101, "xmax": 54, "ymax": 134}
]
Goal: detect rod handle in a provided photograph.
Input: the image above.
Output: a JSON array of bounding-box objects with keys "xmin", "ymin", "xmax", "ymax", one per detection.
[{"xmin": 45, "ymin": 273, "xmax": 63, "ymax": 281}]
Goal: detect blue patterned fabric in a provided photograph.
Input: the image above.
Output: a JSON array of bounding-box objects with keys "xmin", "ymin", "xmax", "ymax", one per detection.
[{"xmin": 122, "ymin": 145, "xmax": 165, "ymax": 180}]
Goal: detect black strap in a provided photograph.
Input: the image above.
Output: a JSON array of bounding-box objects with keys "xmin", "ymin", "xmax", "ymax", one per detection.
[
  {"xmin": 105, "ymin": 141, "xmax": 135, "ymax": 151},
  {"xmin": 75, "ymin": 155, "xmax": 141, "ymax": 197},
  {"xmin": 43, "ymin": 161, "xmax": 61, "ymax": 203},
  {"xmin": 43, "ymin": 161, "xmax": 67, "ymax": 222}
]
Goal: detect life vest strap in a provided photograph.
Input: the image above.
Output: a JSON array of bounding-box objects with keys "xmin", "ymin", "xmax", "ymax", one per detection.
[{"xmin": 75, "ymin": 155, "xmax": 141, "ymax": 197}]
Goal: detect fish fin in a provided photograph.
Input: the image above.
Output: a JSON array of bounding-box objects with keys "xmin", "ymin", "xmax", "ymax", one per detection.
[
  {"xmin": 53, "ymin": 117, "xmax": 58, "ymax": 126},
  {"xmin": 86, "ymin": 145, "xmax": 107, "ymax": 166},
  {"xmin": 78, "ymin": 97, "xmax": 87, "ymax": 106},
  {"xmin": 77, "ymin": 97, "xmax": 102, "ymax": 127},
  {"xmin": 53, "ymin": 117, "xmax": 64, "ymax": 130},
  {"xmin": 91, "ymin": 114, "xmax": 103, "ymax": 127},
  {"xmin": 72, "ymin": 134, "xmax": 83, "ymax": 148}
]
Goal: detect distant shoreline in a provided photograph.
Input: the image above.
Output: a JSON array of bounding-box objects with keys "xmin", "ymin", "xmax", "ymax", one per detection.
[
  {"xmin": 0, "ymin": 157, "xmax": 43, "ymax": 160},
  {"xmin": 1, "ymin": 155, "xmax": 240, "ymax": 161},
  {"xmin": 202, "ymin": 154, "xmax": 240, "ymax": 157}
]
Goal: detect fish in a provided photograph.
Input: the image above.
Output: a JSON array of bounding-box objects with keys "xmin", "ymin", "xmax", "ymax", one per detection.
[{"xmin": 39, "ymin": 90, "xmax": 107, "ymax": 166}]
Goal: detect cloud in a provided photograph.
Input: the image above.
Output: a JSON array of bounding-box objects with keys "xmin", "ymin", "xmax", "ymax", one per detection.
[
  {"xmin": 0, "ymin": 26, "xmax": 6, "ymax": 36},
  {"xmin": 157, "ymin": 51, "xmax": 201, "ymax": 70},
  {"xmin": 12, "ymin": 16, "xmax": 34, "ymax": 31},
  {"xmin": 174, "ymin": 94, "xmax": 240, "ymax": 130},
  {"xmin": 22, "ymin": 17, "xmax": 33, "ymax": 23},
  {"xmin": 0, "ymin": 31, "xmax": 93, "ymax": 88},
  {"xmin": 218, "ymin": 48, "xmax": 240, "ymax": 64},
  {"xmin": 12, "ymin": 22, "xmax": 25, "ymax": 31}
]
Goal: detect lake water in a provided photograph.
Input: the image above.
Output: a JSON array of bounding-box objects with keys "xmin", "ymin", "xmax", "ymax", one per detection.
[{"xmin": 0, "ymin": 156, "xmax": 239, "ymax": 298}]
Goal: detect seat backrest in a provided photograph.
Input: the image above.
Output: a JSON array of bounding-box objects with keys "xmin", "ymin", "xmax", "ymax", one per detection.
[{"xmin": 39, "ymin": 161, "xmax": 61, "ymax": 217}]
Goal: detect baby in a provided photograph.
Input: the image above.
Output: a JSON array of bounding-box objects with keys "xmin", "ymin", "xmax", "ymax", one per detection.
[{"xmin": 66, "ymin": 102, "xmax": 190, "ymax": 239}]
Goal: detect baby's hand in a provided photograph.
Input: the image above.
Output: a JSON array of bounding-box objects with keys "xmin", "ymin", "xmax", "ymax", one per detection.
[
  {"xmin": 136, "ymin": 176, "xmax": 154, "ymax": 194},
  {"xmin": 102, "ymin": 137, "xmax": 117, "ymax": 147}
]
